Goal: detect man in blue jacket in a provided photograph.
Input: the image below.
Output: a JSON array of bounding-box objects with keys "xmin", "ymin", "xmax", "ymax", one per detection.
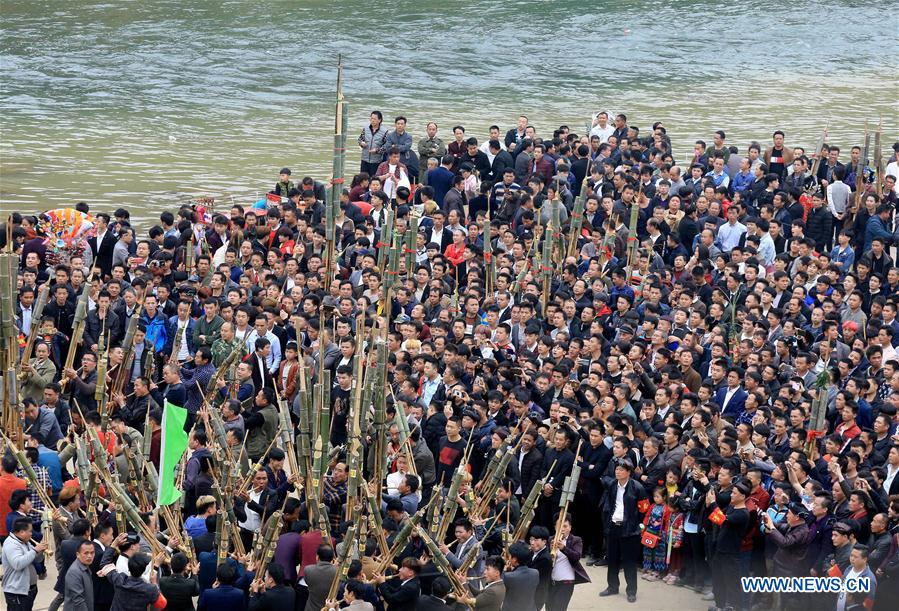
[
  {"xmin": 426, "ymin": 155, "xmax": 455, "ymax": 207},
  {"xmin": 864, "ymin": 204, "xmax": 894, "ymax": 253},
  {"xmin": 197, "ymin": 563, "xmax": 245, "ymax": 610},
  {"xmin": 715, "ymin": 367, "xmax": 748, "ymax": 420}
]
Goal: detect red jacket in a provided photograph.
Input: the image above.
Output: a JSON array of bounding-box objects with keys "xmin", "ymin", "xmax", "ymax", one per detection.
[
  {"xmin": 298, "ymin": 530, "xmax": 324, "ymax": 578},
  {"xmin": 836, "ymin": 420, "xmax": 861, "ymax": 441},
  {"xmin": 0, "ymin": 473, "xmax": 27, "ymax": 536},
  {"xmin": 444, "ymin": 242, "xmax": 466, "ymax": 266}
]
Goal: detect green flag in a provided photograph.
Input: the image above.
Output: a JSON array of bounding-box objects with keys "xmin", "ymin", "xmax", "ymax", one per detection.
[{"xmin": 157, "ymin": 401, "xmax": 189, "ymax": 507}]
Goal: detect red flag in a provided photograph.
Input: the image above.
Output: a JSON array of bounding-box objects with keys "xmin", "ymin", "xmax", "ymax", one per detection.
[
  {"xmin": 637, "ymin": 499, "xmax": 650, "ymax": 514},
  {"xmin": 708, "ymin": 507, "xmax": 726, "ymax": 526}
]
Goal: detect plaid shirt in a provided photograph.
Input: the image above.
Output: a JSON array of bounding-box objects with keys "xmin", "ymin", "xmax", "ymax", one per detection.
[
  {"xmin": 16, "ymin": 464, "xmax": 51, "ymax": 516},
  {"xmin": 322, "ymin": 476, "xmax": 348, "ymax": 530}
]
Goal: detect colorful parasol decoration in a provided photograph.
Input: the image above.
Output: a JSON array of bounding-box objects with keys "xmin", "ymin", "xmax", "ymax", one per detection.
[
  {"xmin": 188, "ymin": 197, "xmax": 216, "ymax": 225},
  {"xmin": 39, "ymin": 208, "xmax": 96, "ymax": 252}
]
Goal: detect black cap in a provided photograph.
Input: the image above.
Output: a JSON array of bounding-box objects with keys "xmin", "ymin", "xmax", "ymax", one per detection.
[
  {"xmin": 462, "ymin": 408, "xmax": 479, "ymax": 421},
  {"xmin": 786, "ymin": 502, "xmax": 807, "ymax": 518},
  {"xmin": 832, "ymin": 521, "xmax": 854, "ymax": 534}
]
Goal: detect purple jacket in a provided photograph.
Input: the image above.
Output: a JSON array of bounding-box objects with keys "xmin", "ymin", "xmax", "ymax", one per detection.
[{"xmin": 558, "ymin": 534, "xmax": 591, "ymax": 584}]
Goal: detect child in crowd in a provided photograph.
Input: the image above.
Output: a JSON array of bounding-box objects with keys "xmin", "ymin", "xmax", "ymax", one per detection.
[
  {"xmin": 663, "ymin": 492, "xmax": 686, "ymax": 585},
  {"xmin": 641, "ymin": 486, "xmax": 670, "ymax": 581}
]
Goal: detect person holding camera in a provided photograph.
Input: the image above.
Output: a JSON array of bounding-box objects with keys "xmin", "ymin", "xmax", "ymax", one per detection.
[
  {"xmin": 760, "ymin": 502, "xmax": 811, "ymax": 610},
  {"xmin": 705, "ymin": 480, "xmax": 752, "ymax": 611}
]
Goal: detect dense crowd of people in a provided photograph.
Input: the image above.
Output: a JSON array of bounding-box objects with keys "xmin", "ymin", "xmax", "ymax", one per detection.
[{"xmin": 2, "ymin": 110, "xmax": 899, "ymax": 611}]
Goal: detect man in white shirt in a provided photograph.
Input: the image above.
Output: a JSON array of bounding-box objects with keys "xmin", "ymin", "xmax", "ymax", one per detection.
[
  {"xmin": 169, "ymin": 301, "xmax": 193, "ymax": 363},
  {"xmin": 115, "ymin": 535, "xmax": 152, "ymax": 583},
  {"xmin": 244, "ymin": 315, "xmax": 281, "ymax": 375},
  {"xmin": 883, "ymin": 445, "xmax": 899, "ymax": 496},
  {"xmin": 237, "ymin": 469, "xmax": 274, "ymax": 551},
  {"xmin": 717, "ymin": 206, "xmax": 747, "ymax": 253},
  {"xmin": 600, "ymin": 459, "xmax": 645, "ymax": 603},
  {"xmin": 549, "ymin": 516, "xmax": 580, "ymax": 611},
  {"xmin": 885, "ymin": 155, "xmax": 899, "ymax": 194},
  {"xmin": 479, "ymin": 125, "xmax": 506, "ymax": 159},
  {"xmin": 835, "ymin": 544, "xmax": 877, "ymax": 611},
  {"xmin": 589, "ymin": 111, "xmax": 615, "ymax": 143},
  {"xmin": 755, "ymin": 218, "xmax": 776, "ymax": 267}
]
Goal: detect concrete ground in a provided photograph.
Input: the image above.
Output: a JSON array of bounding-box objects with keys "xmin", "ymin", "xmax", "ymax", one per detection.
[
  {"xmin": 556, "ymin": 564, "xmax": 708, "ymax": 610},
  {"xmin": 29, "ymin": 560, "xmax": 709, "ymax": 610}
]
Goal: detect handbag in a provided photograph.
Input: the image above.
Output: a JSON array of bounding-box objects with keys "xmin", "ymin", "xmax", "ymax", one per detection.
[{"xmin": 641, "ymin": 530, "xmax": 661, "ymax": 549}]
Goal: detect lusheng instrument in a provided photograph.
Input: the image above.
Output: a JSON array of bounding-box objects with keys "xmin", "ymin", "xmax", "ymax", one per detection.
[{"xmin": 551, "ymin": 440, "xmax": 583, "ymax": 560}]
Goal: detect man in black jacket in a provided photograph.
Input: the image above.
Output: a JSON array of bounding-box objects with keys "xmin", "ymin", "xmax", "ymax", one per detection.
[
  {"xmin": 158, "ymin": 552, "xmax": 200, "ymax": 610},
  {"xmin": 487, "ymin": 141, "xmax": 514, "ymax": 184},
  {"xmin": 637, "ymin": 437, "xmax": 668, "ymax": 491},
  {"xmin": 374, "ymin": 557, "xmax": 421, "ymax": 611},
  {"xmin": 44, "ymin": 284, "xmax": 76, "ymax": 339},
  {"xmin": 460, "ymin": 138, "xmax": 491, "ymax": 181},
  {"xmin": 537, "ymin": 428, "xmax": 574, "ymax": 526},
  {"xmin": 84, "ymin": 290, "xmax": 123, "ymax": 350},
  {"xmin": 527, "ymin": 526, "xmax": 552, "ymax": 611},
  {"xmin": 415, "ymin": 575, "xmax": 452, "ymax": 611},
  {"xmin": 805, "ymin": 190, "xmax": 833, "ymax": 251},
  {"xmin": 515, "ymin": 430, "xmax": 543, "ymax": 500},
  {"xmin": 706, "ymin": 480, "xmax": 752, "ymax": 611},
  {"xmin": 578, "ymin": 424, "xmax": 611, "ymax": 564},
  {"xmin": 569, "ymin": 145, "xmax": 591, "ymax": 197},
  {"xmin": 88, "ymin": 212, "xmax": 117, "ymax": 278},
  {"xmin": 90, "ymin": 523, "xmax": 117, "ymax": 611},
  {"xmin": 248, "ymin": 563, "xmax": 295, "ymax": 610},
  {"xmin": 599, "ymin": 458, "xmax": 648, "ymax": 603},
  {"xmin": 502, "ymin": 541, "xmax": 539, "ymax": 611}
]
